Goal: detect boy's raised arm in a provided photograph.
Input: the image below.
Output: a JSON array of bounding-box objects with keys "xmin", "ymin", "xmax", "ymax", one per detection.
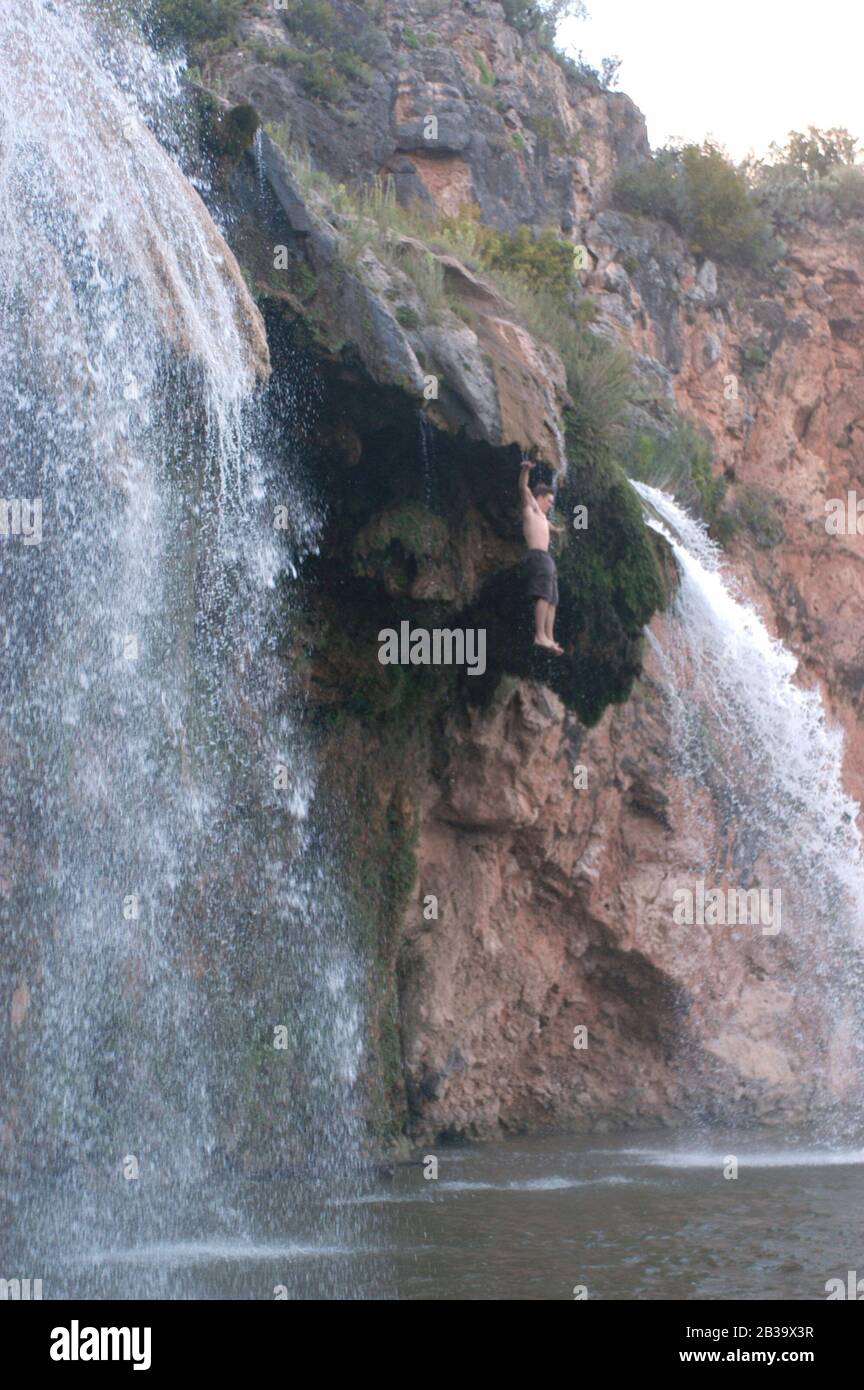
[{"xmin": 519, "ymin": 460, "xmax": 538, "ymax": 512}]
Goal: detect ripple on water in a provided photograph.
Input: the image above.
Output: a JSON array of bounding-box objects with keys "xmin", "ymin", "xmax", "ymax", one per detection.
[{"xmin": 604, "ymin": 1147, "xmax": 864, "ymax": 1169}]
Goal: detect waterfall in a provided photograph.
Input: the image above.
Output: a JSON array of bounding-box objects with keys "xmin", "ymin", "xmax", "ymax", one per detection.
[
  {"xmin": 1, "ymin": 0, "xmax": 366, "ymax": 1297},
  {"xmin": 635, "ymin": 482, "xmax": 864, "ymax": 1120}
]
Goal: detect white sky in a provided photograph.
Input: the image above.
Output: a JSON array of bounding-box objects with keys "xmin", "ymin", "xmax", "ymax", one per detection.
[{"xmin": 558, "ymin": 0, "xmax": 864, "ymax": 161}]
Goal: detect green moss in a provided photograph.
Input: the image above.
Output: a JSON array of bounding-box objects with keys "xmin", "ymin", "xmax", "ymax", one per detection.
[
  {"xmin": 352, "ymin": 502, "xmax": 450, "ymax": 578},
  {"xmin": 710, "ymin": 509, "xmax": 740, "ymax": 547},
  {"xmin": 342, "ymin": 782, "xmax": 418, "ymax": 958},
  {"xmin": 739, "ymin": 335, "xmax": 771, "ymax": 378},
  {"xmin": 259, "ymin": 249, "xmax": 319, "ymax": 305},
  {"xmin": 340, "ymin": 658, "xmax": 434, "ymax": 722},
  {"xmin": 474, "ymin": 49, "xmax": 495, "ymax": 85},
  {"xmin": 200, "ymin": 101, "xmax": 260, "ymax": 162},
  {"xmin": 287, "ymin": 259, "xmax": 319, "ymax": 304},
  {"xmin": 552, "ymin": 429, "xmax": 668, "ymax": 721},
  {"xmin": 335, "ymin": 766, "xmax": 422, "ymax": 1143}
]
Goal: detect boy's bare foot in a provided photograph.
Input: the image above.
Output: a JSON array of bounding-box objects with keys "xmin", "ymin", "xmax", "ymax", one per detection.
[{"xmin": 534, "ymin": 637, "xmax": 563, "ymax": 655}]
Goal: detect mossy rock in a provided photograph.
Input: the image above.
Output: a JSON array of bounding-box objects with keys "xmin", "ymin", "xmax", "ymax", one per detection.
[
  {"xmin": 357, "ymin": 502, "xmax": 446, "ymax": 552},
  {"xmin": 352, "ymin": 503, "xmax": 456, "ymax": 597}
]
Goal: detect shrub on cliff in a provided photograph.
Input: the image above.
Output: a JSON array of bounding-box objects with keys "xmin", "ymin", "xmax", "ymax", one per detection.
[
  {"xmin": 501, "ymin": 0, "xmax": 586, "ymax": 42},
  {"xmin": 429, "ymin": 210, "xmax": 629, "ymax": 455},
  {"xmin": 612, "ymin": 147, "xmax": 685, "ymax": 226},
  {"xmin": 753, "ymin": 158, "xmax": 864, "ymax": 226},
  {"xmin": 722, "ymin": 129, "xmax": 864, "ymax": 232},
  {"xmin": 822, "ymin": 164, "xmax": 864, "ymax": 217},
  {"xmin": 622, "ymin": 418, "xmax": 726, "ymax": 526},
  {"xmin": 282, "ymin": 0, "xmax": 337, "ymax": 46},
  {"xmin": 728, "ymin": 484, "xmax": 784, "ymax": 550},
  {"xmin": 148, "ymin": 0, "xmax": 242, "ymax": 46},
  {"xmin": 498, "ymin": 0, "xmax": 620, "ymax": 89},
  {"xmin": 614, "ymin": 142, "xmax": 779, "ymax": 268},
  {"xmin": 476, "ymin": 224, "xmax": 577, "ymax": 295}
]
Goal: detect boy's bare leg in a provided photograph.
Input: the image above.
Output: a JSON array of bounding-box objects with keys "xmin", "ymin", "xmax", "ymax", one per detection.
[
  {"xmin": 544, "ymin": 604, "xmax": 563, "ymax": 653},
  {"xmin": 534, "ymin": 598, "xmax": 552, "ymax": 647}
]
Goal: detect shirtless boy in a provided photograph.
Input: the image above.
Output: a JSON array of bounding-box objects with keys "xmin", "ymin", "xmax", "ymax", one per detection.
[{"xmin": 519, "ymin": 460, "xmax": 563, "ymax": 655}]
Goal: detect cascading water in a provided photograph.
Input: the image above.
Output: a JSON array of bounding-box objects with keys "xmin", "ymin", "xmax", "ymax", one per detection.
[
  {"xmin": 1, "ymin": 0, "xmax": 368, "ymax": 1297},
  {"xmin": 635, "ymin": 481, "xmax": 864, "ymax": 1123}
]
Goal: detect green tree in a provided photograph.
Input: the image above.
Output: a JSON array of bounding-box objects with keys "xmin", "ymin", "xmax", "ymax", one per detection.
[
  {"xmin": 614, "ymin": 141, "xmax": 778, "ymax": 267},
  {"xmin": 681, "ymin": 141, "xmax": 772, "ymax": 261},
  {"xmin": 769, "ymin": 126, "xmax": 859, "ymax": 182},
  {"xmin": 501, "ymin": 0, "xmax": 587, "ymax": 42}
]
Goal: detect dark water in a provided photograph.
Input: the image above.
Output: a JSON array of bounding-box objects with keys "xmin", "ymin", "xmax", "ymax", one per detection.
[{"xmin": 5, "ymin": 1132, "xmax": 863, "ymax": 1300}]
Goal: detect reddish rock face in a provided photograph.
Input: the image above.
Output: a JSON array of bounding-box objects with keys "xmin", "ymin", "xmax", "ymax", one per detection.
[
  {"xmin": 393, "ymin": 222, "xmax": 864, "ymax": 1141},
  {"xmin": 669, "ymin": 229, "xmax": 864, "ymax": 808},
  {"xmin": 399, "ymin": 657, "xmax": 860, "ymax": 1139}
]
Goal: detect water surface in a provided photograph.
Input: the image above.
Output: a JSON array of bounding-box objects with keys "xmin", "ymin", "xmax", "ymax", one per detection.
[{"xmin": 8, "ymin": 1131, "xmax": 862, "ymax": 1300}]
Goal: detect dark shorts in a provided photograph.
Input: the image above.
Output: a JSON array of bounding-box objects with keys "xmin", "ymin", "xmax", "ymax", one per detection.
[{"xmin": 523, "ymin": 548, "xmax": 558, "ymax": 605}]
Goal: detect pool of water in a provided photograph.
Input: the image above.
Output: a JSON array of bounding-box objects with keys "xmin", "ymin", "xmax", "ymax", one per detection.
[{"xmin": 5, "ymin": 1132, "xmax": 863, "ymax": 1299}]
